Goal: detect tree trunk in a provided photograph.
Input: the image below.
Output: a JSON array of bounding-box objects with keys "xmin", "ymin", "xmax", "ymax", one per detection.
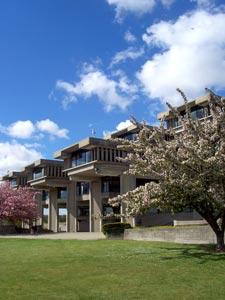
[
  {"xmin": 215, "ymin": 230, "xmax": 225, "ymax": 252},
  {"xmin": 197, "ymin": 210, "xmax": 225, "ymax": 252}
]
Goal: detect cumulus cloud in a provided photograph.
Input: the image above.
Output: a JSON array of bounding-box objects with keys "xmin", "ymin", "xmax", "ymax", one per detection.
[
  {"xmin": 106, "ymin": 0, "xmax": 174, "ymax": 22},
  {"xmin": 138, "ymin": 10, "xmax": 225, "ymax": 106},
  {"xmin": 191, "ymin": 0, "xmax": 215, "ymax": 8},
  {"xmin": 0, "ymin": 120, "xmax": 35, "ymax": 139},
  {"xmin": 56, "ymin": 66, "xmax": 137, "ymax": 112},
  {"xmin": 36, "ymin": 119, "xmax": 69, "ymax": 139},
  {"xmin": 103, "ymin": 119, "xmax": 133, "ymax": 137},
  {"xmin": 0, "ymin": 119, "xmax": 69, "ymax": 140},
  {"xmin": 110, "ymin": 47, "xmax": 145, "ymax": 67},
  {"xmin": 0, "ymin": 142, "xmax": 42, "ymax": 176},
  {"xmin": 124, "ymin": 30, "xmax": 136, "ymax": 42},
  {"xmin": 116, "ymin": 119, "xmax": 133, "ymax": 130}
]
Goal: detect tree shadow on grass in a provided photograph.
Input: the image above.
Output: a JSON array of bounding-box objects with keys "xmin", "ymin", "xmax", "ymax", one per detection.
[{"xmin": 159, "ymin": 244, "xmax": 225, "ymax": 264}]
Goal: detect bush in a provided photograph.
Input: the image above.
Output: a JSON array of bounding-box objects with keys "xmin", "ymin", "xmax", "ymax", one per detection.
[{"xmin": 102, "ymin": 222, "xmax": 132, "ymax": 236}]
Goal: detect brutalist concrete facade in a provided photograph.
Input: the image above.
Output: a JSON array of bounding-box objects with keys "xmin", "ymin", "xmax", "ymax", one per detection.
[{"xmin": 2, "ymin": 94, "xmax": 212, "ymax": 233}]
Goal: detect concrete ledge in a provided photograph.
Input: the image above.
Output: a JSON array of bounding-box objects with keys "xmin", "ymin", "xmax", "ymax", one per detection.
[
  {"xmin": 0, "ymin": 232, "xmax": 106, "ymax": 240},
  {"xmin": 124, "ymin": 225, "xmax": 218, "ymax": 244},
  {"xmin": 173, "ymin": 220, "xmax": 208, "ymax": 226}
]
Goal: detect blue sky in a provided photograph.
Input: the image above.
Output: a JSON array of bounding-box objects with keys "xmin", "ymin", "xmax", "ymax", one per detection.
[{"xmin": 0, "ymin": 0, "xmax": 225, "ymax": 175}]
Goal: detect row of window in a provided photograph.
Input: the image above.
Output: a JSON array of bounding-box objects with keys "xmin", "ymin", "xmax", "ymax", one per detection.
[
  {"xmin": 42, "ymin": 178, "xmax": 151, "ymax": 200},
  {"xmin": 71, "ymin": 148, "xmax": 127, "ymax": 168},
  {"xmin": 166, "ymin": 105, "xmax": 211, "ymax": 129}
]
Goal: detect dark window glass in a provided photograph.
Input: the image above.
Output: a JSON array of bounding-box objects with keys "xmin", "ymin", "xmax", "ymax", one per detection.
[
  {"xmin": 42, "ymin": 190, "xmax": 49, "ymax": 201},
  {"xmin": 103, "ymin": 204, "xmax": 120, "ymax": 216},
  {"xmin": 57, "ymin": 187, "xmax": 67, "ymax": 199},
  {"xmin": 101, "ymin": 177, "xmax": 120, "ymax": 193},
  {"xmin": 77, "ymin": 182, "xmax": 89, "ymax": 196},
  {"xmin": 166, "ymin": 118, "xmax": 181, "ymax": 129},
  {"xmin": 78, "ymin": 206, "xmax": 89, "ymax": 217},
  {"xmin": 120, "ymin": 132, "xmax": 137, "ymax": 141},
  {"xmin": 71, "ymin": 150, "xmax": 92, "ymax": 167},
  {"xmin": 10, "ymin": 179, "xmax": 17, "ymax": 187},
  {"xmin": 136, "ymin": 178, "xmax": 158, "ymax": 188},
  {"xmin": 191, "ymin": 105, "xmax": 210, "ymax": 120},
  {"xmin": 33, "ymin": 168, "xmax": 44, "ymax": 180}
]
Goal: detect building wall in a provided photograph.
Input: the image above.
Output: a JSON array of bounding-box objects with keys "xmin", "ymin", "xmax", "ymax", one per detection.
[
  {"xmin": 136, "ymin": 210, "xmax": 202, "ymax": 227},
  {"xmin": 124, "ymin": 225, "xmax": 218, "ymax": 244}
]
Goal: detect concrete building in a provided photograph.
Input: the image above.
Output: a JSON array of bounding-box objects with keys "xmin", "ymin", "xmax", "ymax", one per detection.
[
  {"xmin": 2, "ymin": 94, "xmax": 215, "ymax": 232},
  {"xmin": 54, "ymin": 124, "xmax": 154, "ymax": 232},
  {"xmin": 158, "ymin": 93, "xmax": 212, "ymax": 132}
]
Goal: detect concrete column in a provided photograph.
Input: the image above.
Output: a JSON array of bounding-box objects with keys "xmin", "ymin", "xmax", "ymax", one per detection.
[
  {"xmin": 49, "ymin": 188, "xmax": 58, "ymax": 232},
  {"xmin": 90, "ymin": 180, "xmax": 102, "ymax": 232},
  {"xmin": 67, "ymin": 182, "xmax": 77, "ymax": 232},
  {"xmin": 109, "ymin": 149, "xmax": 112, "ymax": 162},
  {"xmin": 97, "ymin": 147, "xmax": 100, "ymax": 160},
  {"xmin": 35, "ymin": 191, "xmax": 43, "ymax": 226},
  {"xmin": 120, "ymin": 174, "xmax": 136, "ymax": 225}
]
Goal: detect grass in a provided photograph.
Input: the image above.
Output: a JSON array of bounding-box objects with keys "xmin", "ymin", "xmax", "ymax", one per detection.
[{"xmin": 0, "ymin": 239, "xmax": 225, "ymax": 300}]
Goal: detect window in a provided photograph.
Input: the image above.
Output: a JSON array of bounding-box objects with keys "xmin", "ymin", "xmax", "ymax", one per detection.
[
  {"xmin": 120, "ymin": 132, "xmax": 137, "ymax": 141},
  {"xmin": 42, "ymin": 190, "xmax": 49, "ymax": 201},
  {"xmin": 77, "ymin": 182, "xmax": 89, "ymax": 196},
  {"xmin": 136, "ymin": 178, "xmax": 153, "ymax": 188},
  {"xmin": 33, "ymin": 168, "xmax": 44, "ymax": 180},
  {"xmin": 57, "ymin": 187, "xmax": 67, "ymax": 199},
  {"xmin": 78, "ymin": 206, "xmax": 89, "ymax": 217},
  {"xmin": 166, "ymin": 118, "xmax": 181, "ymax": 129},
  {"xmin": 191, "ymin": 105, "xmax": 210, "ymax": 120},
  {"xmin": 166, "ymin": 106, "xmax": 211, "ymax": 129},
  {"xmin": 10, "ymin": 179, "xmax": 17, "ymax": 187},
  {"xmin": 101, "ymin": 177, "xmax": 120, "ymax": 193},
  {"xmin": 103, "ymin": 203, "xmax": 120, "ymax": 216},
  {"xmin": 71, "ymin": 150, "xmax": 92, "ymax": 167}
]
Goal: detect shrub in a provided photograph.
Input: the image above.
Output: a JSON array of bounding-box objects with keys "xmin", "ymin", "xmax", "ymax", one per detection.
[{"xmin": 102, "ymin": 222, "xmax": 132, "ymax": 236}]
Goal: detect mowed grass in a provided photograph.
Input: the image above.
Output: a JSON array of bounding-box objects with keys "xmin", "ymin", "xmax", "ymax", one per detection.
[{"xmin": 0, "ymin": 239, "xmax": 225, "ymax": 300}]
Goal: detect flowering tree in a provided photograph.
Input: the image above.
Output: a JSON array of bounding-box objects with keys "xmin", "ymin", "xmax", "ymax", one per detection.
[
  {"xmin": 110, "ymin": 89, "xmax": 225, "ymax": 251},
  {"xmin": 0, "ymin": 182, "xmax": 39, "ymax": 227}
]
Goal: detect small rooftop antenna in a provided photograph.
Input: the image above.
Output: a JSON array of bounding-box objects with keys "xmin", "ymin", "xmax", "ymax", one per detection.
[{"xmin": 91, "ymin": 128, "xmax": 96, "ymax": 137}]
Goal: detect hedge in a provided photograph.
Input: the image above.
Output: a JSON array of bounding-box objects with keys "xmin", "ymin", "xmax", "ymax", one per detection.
[{"xmin": 102, "ymin": 222, "xmax": 132, "ymax": 235}]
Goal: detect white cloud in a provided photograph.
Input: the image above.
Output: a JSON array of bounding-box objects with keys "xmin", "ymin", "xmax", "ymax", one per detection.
[
  {"xmin": 106, "ymin": 0, "xmax": 174, "ymax": 22},
  {"xmin": 191, "ymin": 0, "xmax": 215, "ymax": 8},
  {"xmin": 116, "ymin": 119, "xmax": 133, "ymax": 131},
  {"xmin": 0, "ymin": 142, "xmax": 42, "ymax": 176},
  {"xmin": 107, "ymin": 0, "xmax": 156, "ymax": 21},
  {"xmin": 0, "ymin": 120, "xmax": 35, "ymax": 139},
  {"xmin": 0, "ymin": 119, "xmax": 69, "ymax": 140},
  {"xmin": 124, "ymin": 30, "xmax": 136, "ymax": 42},
  {"xmin": 24, "ymin": 142, "xmax": 43, "ymax": 149},
  {"xmin": 110, "ymin": 47, "xmax": 144, "ymax": 67},
  {"xmin": 161, "ymin": 0, "xmax": 174, "ymax": 7},
  {"xmin": 56, "ymin": 66, "xmax": 137, "ymax": 112},
  {"xmin": 138, "ymin": 10, "xmax": 225, "ymax": 106},
  {"xmin": 36, "ymin": 119, "xmax": 69, "ymax": 139},
  {"xmin": 103, "ymin": 119, "xmax": 133, "ymax": 137},
  {"xmin": 103, "ymin": 130, "xmax": 114, "ymax": 137}
]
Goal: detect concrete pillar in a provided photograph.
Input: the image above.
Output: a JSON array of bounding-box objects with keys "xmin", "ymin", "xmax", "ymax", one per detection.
[
  {"xmin": 49, "ymin": 188, "xmax": 58, "ymax": 232},
  {"xmin": 67, "ymin": 182, "xmax": 77, "ymax": 232},
  {"xmin": 120, "ymin": 174, "xmax": 136, "ymax": 225},
  {"xmin": 90, "ymin": 180, "xmax": 102, "ymax": 232},
  {"xmin": 35, "ymin": 191, "xmax": 43, "ymax": 226}
]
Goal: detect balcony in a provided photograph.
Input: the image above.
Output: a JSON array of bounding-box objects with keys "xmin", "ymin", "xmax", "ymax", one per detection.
[
  {"xmin": 26, "ymin": 159, "xmax": 69, "ymax": 188},
  {"xmin": 55, "ymin": 137, "xmax": 129, "ymax": 178},
  {"xmin": 71, "ymin": 147, "xmax": 127, "ymax": 168}
]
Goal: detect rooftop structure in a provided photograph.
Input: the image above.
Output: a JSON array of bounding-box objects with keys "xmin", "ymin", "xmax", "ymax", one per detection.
[{"xmin": 158, "ymin": 93, "xmax": 212, "ymax": 132}]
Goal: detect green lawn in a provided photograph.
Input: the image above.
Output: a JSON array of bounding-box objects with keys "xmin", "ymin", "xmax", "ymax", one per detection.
[{"xmin": 0, "ymin": 239, "xmax": 225, "ymax": 300}]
